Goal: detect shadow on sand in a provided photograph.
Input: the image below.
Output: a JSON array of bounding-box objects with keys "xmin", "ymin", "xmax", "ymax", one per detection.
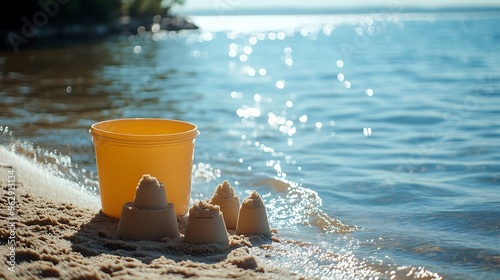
[{"xmin": 68, "ymin": 211, "xmax": 272, "ymax": 267}]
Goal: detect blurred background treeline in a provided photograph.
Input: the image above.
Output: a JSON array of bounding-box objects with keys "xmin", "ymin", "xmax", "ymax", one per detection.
[
  {"xmin": 1, "ymin": 0, "xmax": 185, "ymax": 28},
  {"xmin": 0, "ymin": 0, "xmax": 191, "ymax": 50}
]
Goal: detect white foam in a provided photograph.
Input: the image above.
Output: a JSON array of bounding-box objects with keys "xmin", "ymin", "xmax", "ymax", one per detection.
[{"xmin": 0, "ymin": 146, "xmax": 100, "ymax": 210}]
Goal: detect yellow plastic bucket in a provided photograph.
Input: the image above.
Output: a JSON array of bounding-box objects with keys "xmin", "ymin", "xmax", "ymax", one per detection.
[{"xmin": 89, "ymin": 118, "xmax": 199, "ymax": 218}]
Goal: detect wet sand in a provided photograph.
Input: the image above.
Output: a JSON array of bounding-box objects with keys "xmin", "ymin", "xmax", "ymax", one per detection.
[{"xmin": 0, "ymin": 178, "xmax": 299, "ymax": 279}]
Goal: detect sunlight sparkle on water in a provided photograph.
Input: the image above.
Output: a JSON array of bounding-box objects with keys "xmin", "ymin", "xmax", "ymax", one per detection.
[
  {"xmin": 300, "ymin": 28, "xmax": 309, "ymax": 37},
  {"xmin": 151, "ymin": 23, "xmax": 160, "ymax": 33},
  {"xmin": 366, "ymin": 88, "xmax": 374, "ymax": 96},
  {"xmin": 323, "ymin": 24, "xmax": 333, "ymax": 35},
  {"xmin": 279, "ymin": 120, "xmax": 296, "ymax": 136},
  {"xmin": 228, "ymin": 49, "xmax": 237, "ymax": 57},
  {"xmin": 249, "ymin": 37, "xmax": 258, "ymax": 45},
  {"xmin": 255, "ymin": 141, "xmax": 275, "ymax": 154},
  {"xmin": 337, "ymin": 73, "xmax": 345, "ymax": 82},
  {"xmin": 283, "ymin": 47, "xmax": 294, "ymax": 66},
  {"xmin": 244, "ymin": 46, "xmax": 253, "ymax": 55},
  {"xmin": 253, "ymin": 94, "xmax": 262, "ymax": 102},
  {"xmin": 190, "ymin": 50, "xmax": 201, "ymax": 57},
  {"xmin": 355, "ymin": 27, "xmax": 364, "ymax": 36},
  {"xmin": 268, "ymin": 112, "xmax": 286, "ymax": 126},
  {"xmin": 201, "ymin": 31, "xmax": 214, "ymax": 42},
  {"xmin": 247, "ymin": 68, "xmax": 256, "ymax": 76},
  {"xmin": 267, "ymin": 113, "xmax": 297, "ymax": 136},
  {"xmin": 299, "ymin": 115, "xmax": 308, "ymax": 123},
  {"xmin": 237, "ymin": 106, "xmax": 261, "ymax": 118},
  {"xmin": 230, "ymin": 91, "xmax": 243, "ymax": 99},
  {"xmin": 276, "ymin": 79, "xmax": 285, "ymax": 89}
]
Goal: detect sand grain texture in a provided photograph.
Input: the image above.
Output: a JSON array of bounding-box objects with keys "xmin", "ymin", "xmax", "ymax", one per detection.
[{"xmin": 0, "ymin": 181, "xmax": 299, "ymax": 280}]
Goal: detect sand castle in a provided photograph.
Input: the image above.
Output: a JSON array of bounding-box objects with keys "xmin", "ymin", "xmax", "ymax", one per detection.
[
  {"xmin": 184, "ymin": 200, "xmax": 229, "ymax": 244},
  {"xmin": 236, "ymin": 190, "xmax": 271, "ymax": 235},
  {"xmin": 116, "ymin": 176, "xmax": 270, "ymax": 242},
  {"xmin": 209, "ymin": 180, "xmax": 240, "ymax": 229},
  {"xmin": 116, "ymin": 174, "xmax": 180, "ymax": 240}
]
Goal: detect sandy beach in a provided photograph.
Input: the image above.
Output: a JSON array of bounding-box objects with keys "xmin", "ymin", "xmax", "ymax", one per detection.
[
  {"xmin": 0, "ymin": 182, "xmax": 298, "ymax": 279},
  {"xmin": 0, "ymin": 139, "xmax": 449, "ymax": 280},
  {"xmin": 0, "ymin": 166, "xmax": 300, "ymax": 279}
]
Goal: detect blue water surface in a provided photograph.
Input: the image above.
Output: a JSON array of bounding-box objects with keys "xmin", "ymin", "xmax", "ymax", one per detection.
[{"xmin": 1, "ymin": 10, "xmax": 499, "ymax": 279}]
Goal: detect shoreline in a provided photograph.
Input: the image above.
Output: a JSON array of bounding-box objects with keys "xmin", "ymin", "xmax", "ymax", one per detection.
[
  {"xmin": 1, "ymin": 14, "xmax": 198, "ymax": 53},
  {"xmin": 0, "ymin": 146, "xmax": 447, "ymax": 279},
  {"xmin": 0, "ymin": 167, "xmax": 300, "ymax": 279}
]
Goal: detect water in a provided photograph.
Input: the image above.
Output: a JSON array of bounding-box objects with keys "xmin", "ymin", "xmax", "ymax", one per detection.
[{"xmin": 1, "ymin": 10, "xmax": 500, "ymax": 279}]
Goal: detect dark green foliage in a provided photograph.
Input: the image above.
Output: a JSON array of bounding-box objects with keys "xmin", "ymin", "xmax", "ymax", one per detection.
[{"xmin": 0, "ymin": 0, "xmax": 184, "ymax": 29}]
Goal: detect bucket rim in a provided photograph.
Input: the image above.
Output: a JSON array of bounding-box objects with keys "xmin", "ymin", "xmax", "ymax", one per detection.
[{"xmin": 89, "ymin": 118, "xmax": 200, "ymax": 144}]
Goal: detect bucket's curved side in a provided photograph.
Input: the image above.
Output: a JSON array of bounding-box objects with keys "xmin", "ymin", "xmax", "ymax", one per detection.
[{"xmin": 93, "ymin": 137, "xmax": 196, "ymax": 218}]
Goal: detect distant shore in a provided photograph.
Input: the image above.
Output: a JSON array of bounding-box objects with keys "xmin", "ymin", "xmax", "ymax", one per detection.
[
  {"xmin": 176, "ymin": 5, "xmax": 500, "ymax": 16},
  {"xmin": 0, "ymin": 14, "xmax": 198, "ymax": 53}
]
